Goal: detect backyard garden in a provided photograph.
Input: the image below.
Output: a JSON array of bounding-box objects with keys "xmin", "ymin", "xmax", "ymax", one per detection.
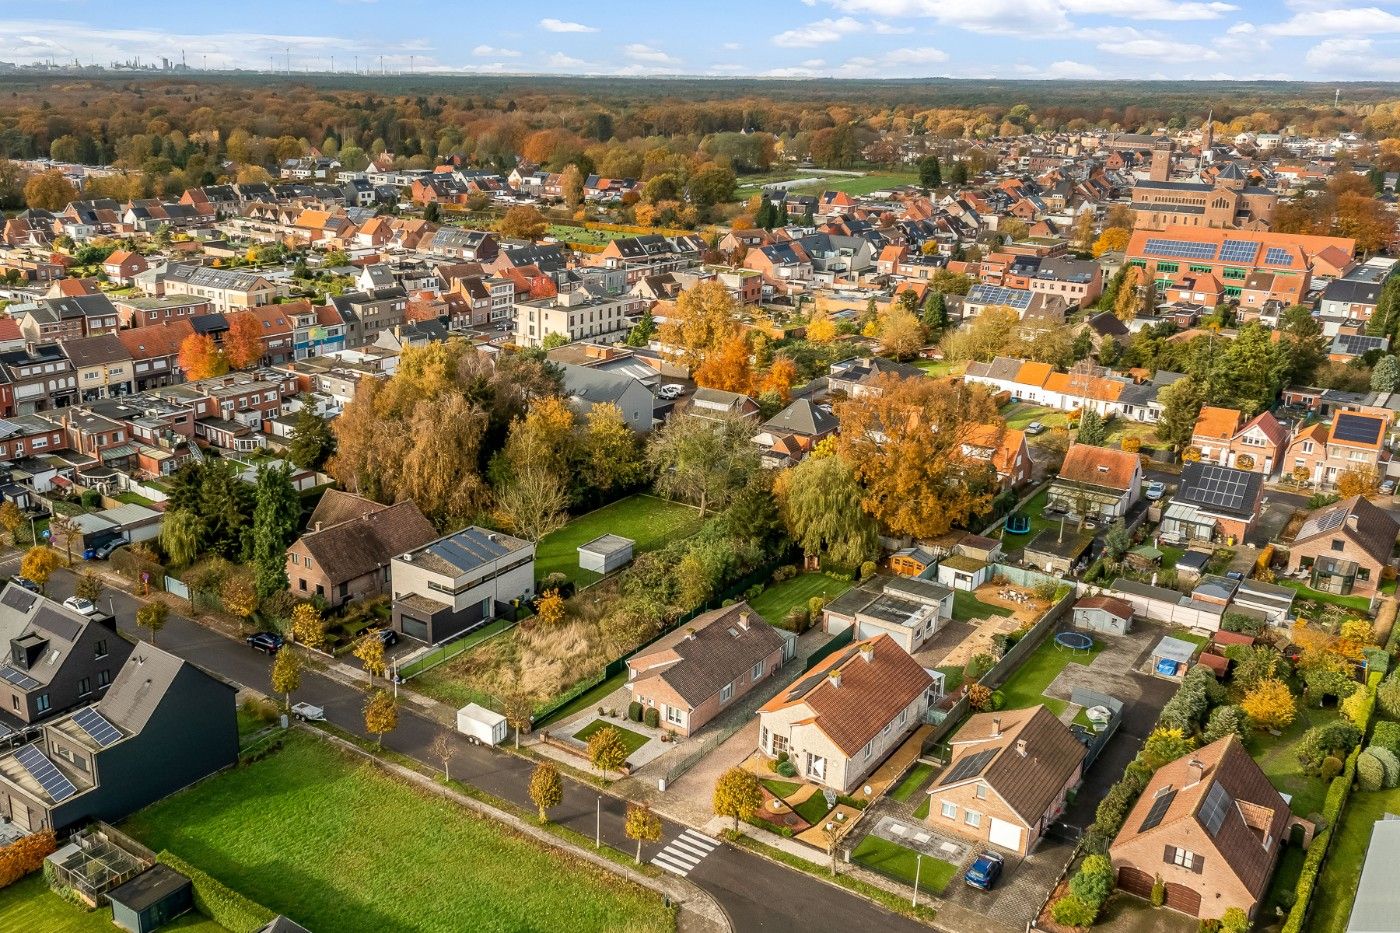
[
  {"xmin": 995, "ymin": 631, "xmax": 1106, "ymax": 716},
  {"xmin": 532, "ymin": 494, "xmax": 704, "ymax": 588},
  {"xmin": 121, "ymin": 734, "xmax": 674, "ymax": 933},
  {"xmin": 0, "ymin": 875, "xmax": 225, "ymax": 933}
]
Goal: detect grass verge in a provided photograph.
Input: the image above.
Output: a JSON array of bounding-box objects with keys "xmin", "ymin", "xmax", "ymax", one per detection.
[
  {"xmin": 850, "ymin": 836, "xmax": 958, "ymax": 896},
  {"xmin": 890, "ymin": 763, "xmax": 935, "ymax": 803}
]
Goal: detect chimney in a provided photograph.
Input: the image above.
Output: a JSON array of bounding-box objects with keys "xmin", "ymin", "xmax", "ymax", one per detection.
[
  {"xmin": 991, "ymin": 717, "xmax": 1001, "ymax": 738},
  {"xmin": 828, "ymin": 670, "xmax": 842, "ymax": 688},
  {"xmin": 859, "ymin": 644, "xmax": 874, "ymax": 664},
  {"xmin": 1016, "ymin": 738, "xmax": 1027, "ymax": 757},
  {"xmin": 313, "ymin": 521, "xmax": 322, "ymax": 532},
  {"xmin": 1186, "ymin": 757, "xmax": 1204, "ymax": 787},
  {"xmin": 737, "ymin": 611, "xmax": 750, "ymax": 631}
]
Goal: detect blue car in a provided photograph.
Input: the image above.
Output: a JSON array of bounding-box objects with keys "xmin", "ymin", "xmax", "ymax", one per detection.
[{"xmin": 964, "ymin": 852, "xmax": 1004, "ymax": 890}]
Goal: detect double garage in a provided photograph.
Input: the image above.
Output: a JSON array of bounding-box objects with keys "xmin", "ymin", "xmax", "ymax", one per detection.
[{"xmin": 1116, "ymin": 866, "xmax": 1203, "ymax": 917}]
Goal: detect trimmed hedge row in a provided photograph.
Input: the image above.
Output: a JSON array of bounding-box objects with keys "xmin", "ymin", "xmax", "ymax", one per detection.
[{"xmin": 157, "ymin": 850, "xmax": 276, "ymax": 933}]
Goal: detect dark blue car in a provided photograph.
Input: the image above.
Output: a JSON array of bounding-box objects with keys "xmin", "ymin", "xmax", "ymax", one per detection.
[
  {"xmin": 964, "ymin": 852, "xmax": 1004, "ymax": 890},
  {"xmin": 245, "ymin": 631, "xmax": 285, "ymax": 654}
]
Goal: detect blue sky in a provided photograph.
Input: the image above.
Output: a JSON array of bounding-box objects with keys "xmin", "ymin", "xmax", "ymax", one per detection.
[{"xmin": 1, "ymin": 0, "xmax": 1399, "ymax": 82}]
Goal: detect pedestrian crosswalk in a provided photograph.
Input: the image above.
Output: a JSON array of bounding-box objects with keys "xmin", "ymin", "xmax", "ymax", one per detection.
[{"xmin": 650, "ymin": 828, "xmax": 718, "ymax": 877}]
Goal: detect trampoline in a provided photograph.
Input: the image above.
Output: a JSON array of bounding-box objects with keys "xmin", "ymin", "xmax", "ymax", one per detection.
[
  {"xmin": 1055, "ymin": 631, "xmax": 1095, "ymax": 653},
  {"xmin": 1004, "ymin": 514, "xmax": 1031, "ymax": 534}
]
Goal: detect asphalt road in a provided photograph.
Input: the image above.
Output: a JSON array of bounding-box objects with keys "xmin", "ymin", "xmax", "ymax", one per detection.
[{"xmin": 25, "ymin": 557, "xmax": 934, "ymax": 933}]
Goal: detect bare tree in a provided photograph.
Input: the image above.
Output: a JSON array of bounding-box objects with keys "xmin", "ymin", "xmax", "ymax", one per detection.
[{"xmin": 429, "ymin": 731, "xmax": 456, "ymax": 782}]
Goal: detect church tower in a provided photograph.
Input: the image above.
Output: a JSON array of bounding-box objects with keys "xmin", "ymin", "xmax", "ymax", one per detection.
[{"xmin": 1201, "ymin": 110, "xmax": 1214, "ymax": 152}]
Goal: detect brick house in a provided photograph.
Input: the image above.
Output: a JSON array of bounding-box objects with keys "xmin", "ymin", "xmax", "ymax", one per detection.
[
  {"xmin": 1048, "ymin": 443, "xmax": 1143, "ymax": 520},
  {"xmin": 1286, "ymin": 495, "xmax": 1399, "ymax": 599},
  {"xmin": 1282, "ymin": 410, "xmax": 1388, "ymax": 487},
  {"xmin": 1159, "ymin": 463, "xmax": 1265, "ymax": 545},
  {"xmin": 625, "ymin": 602, "xmax": 789, "ymax": 737},
  {"xmin": 285, "ymin": 492, "xmax": 437, "ymax": 608},
  {"xmin": 924, "ymin": 706, "xmax": 1085, "ymax": 856},
  {"xmin": 1189, "ymin": 406, "xmax": 1288, "ymax": 476},
  {"xmin": 1110, "ymin": 736, "xmax": 1296, "ymax": 922},
  {"xmin": 961, "ymin": 423, "xmax": 1033, "ymax": 490},
  {"xmin": 757, "ymin": 635, "xmax": 933, "ymax": 794}
]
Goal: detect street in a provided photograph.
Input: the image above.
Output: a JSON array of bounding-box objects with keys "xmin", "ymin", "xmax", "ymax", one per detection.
[{"xmin": 24, "ymin": 557, "xmax": 935, "ymax": 933}]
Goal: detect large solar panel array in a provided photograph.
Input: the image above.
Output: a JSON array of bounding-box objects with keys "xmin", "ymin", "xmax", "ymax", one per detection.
[
  {"xmin": 0, "ymin": 665, "xmax": 39, "ymax": 691},
  {"xmin": 1263, "ymin": 246, "xmax": 1295, "ymax": 268},
  {"xmin": 1333, "ymin": 413, "xmax": 1383, "ymax": 446},
  {"xmin": 71, "ymin": 708, "xmax": 121, "ymax": 748},
  {"xmin": 1182, "ymin": 465, "xmax": 1252, "ymax": 511},
  {"xmin": 1219, "ymin": 240, "xmax": 1258, "ymax": 264},
  {"xmin": 1143, "ymin": 238, "xmax": 1218, "ymax": 260},
  {"xmin": 15, "ymin": 745, "xmax": 76, "ymax": 802},
  {"xmin": 940, "ymin": 748, "xmax": 998, "ymax": 786},
  {"xmin": 1336, "ymin": 334, "xmax": 1387, "ymax": 356},
  {"xmin": 1200, "ymin": 782, "xmax": 1232, "ymax": 837},
  {"xmin": 1139, "ymin": 787, "xmax": 1177, "ymax": 832},
  {"xmin": 967, "ymin": 285, "xmax": 1033, "ymax": 310}
]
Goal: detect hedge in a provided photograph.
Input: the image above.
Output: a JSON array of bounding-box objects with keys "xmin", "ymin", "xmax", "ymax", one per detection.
[
  {"xmin": 157, "ymin": 850, "xmax": 276, "ymax": 933},
  {"xmin": 0, "ymin": 830, "xmax": 55, "ymax": 889}
]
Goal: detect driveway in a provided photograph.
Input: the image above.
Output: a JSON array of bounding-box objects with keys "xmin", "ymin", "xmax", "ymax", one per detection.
[{"xmin": 938, "ymin": 836, "xmax": 1075, "ymax": 929}]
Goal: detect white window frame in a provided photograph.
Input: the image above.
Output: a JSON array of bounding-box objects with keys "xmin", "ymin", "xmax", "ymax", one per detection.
[
  {"xmin": 720, "ymin": 681, "xmax": 734, "ymax": 703},
  {"xmin": 940, "ymin": 801, "xmax": 957, "ymax": 820},
  {"xmin": 965, "ymin": 809, "xmax": 982, "ymax": 828}
]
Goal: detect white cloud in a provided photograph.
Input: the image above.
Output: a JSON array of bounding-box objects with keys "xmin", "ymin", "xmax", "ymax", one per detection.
[
  {"xmin": 623, "ymin": 43, "xmax": 679, "ymax": 65},
  {"xmin": 1061, "ymin": 0, "xmax": 1236, "ymax": 19},
  {"xmin": 1263, "ymin": 7, "xmax": 1400, "ymax": 35},
  {"xmin": 722, "ymin": 42, "xmax": 741, "ymax": 50},
  {"xmin": 539, "ymin": 18, "xmax": 597, "ymax": 33},
  {"xmin": 472, "ymin": 44, "xmax": 520, "ymax": 57},
  {"xmin": 773, "ymin": 16, "xmax": 864, "ymax": 46},
  {"xmin": 1100, "ymin": 37, "xmax": 1217, "ymax": 60},
  {"xmin": 544, "ymin": 52, "xmax": 590, "ymax": 68},
  {"xmin": 1305, "ymin": 37, "xmax": 1400, "ymax": 76},
  {"xmin": 818, "ymin": 0, "xmax": 1233, "ymax": 31},
  {"xmin": 1040, "ymin": 59, "xmax": 1103, "ymax": 78},
  {"xmin": 883, "ymin": 46, "xmax": 950, "ymax": 64}
]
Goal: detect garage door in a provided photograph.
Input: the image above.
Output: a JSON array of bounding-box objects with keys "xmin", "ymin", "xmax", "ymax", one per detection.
[
  {"xmin": 988, "ymin": 817, "xmax": 1023, "ymax": 851},
  {"xmin": 1164, "ymin": 882, "xmax": 1201, "ymax": 916},
  {"xmin": 399, "ymin": 615, "xmax": 429, "ymax": 643},
  {"xmin": 1117, "ymin": 866, "xmax": 1154, "ymax": 899}
]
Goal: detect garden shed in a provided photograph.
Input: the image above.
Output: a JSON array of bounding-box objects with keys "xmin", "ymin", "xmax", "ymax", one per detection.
[
  {"xmin": 1148, "ymin": 635, "xmax": 1198, "ymax": 680},
  {"xmin": 577, "ymin": 534, "xmax": 634, "ymax": 574},
  {"xmin": 1072, "ymin": 595, "xmax": 1134, "ymax": 635},
  {"xmin": 108, "ymin": 864, "xmax": 193, "ymax": 933}
]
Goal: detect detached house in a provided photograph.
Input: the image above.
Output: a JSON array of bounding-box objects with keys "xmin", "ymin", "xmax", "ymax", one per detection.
[
  {"xmin": 1159, "ymin": 463, "xmax": 1265, "ymax": 546},
  {"xmin": 757, "ymin": 635, "xmax": 934, "ymax": 794},
  {"xmin": 1048, "ymin": 443, "xmax": 1143, "ymax": 521},
  {"xmin": 1286, "ymin": 495, "xmax": 1399, "ymax": 599},
  {"xmin": 1110, "ymin": 736, "xmax": 1296, "ymax": 922},
  {"xmin": 924, "ymin": 706, "xmax": 1086, "ymax": 855},
  {"xmin": 752, "ymin": 398, "xmax": 838, "ymax": 468},
  {"xmin": 390, "ymin": 526, "xmax": 535, "ymax": 645},
  {"xmin": 625, "ymin": 602, "xmax": 789, "ymax": 738},
  {"xmin": 961, "ymin": 424, "xmax": 1033, "ymax": 490},
  {"xmin": 285, "ymin": 491, "xmax": 437, "ymax": 609}
]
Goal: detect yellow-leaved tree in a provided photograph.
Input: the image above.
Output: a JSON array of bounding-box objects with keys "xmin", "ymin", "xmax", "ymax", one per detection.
[
  {"xmin": 529, "ymin": 761, "xmax": 563, "ymax": 822},
  {"xmin": 363, "ymin": 689, "xmax": 397, "ymax": 747},
  {"xmin": 712, "ymin": 766, "xmax": 763, "ymax": 831},
  {"xmin": 290, "ymin": 603, "xmax": 325, "ymax": 649},
  {"xmin": 1240, "ymin": 678, "xmax": 1296, "ymax": 731},
  {"xmin": 625, "ymin": 803, "xmax": 663, "ymax": 864}
]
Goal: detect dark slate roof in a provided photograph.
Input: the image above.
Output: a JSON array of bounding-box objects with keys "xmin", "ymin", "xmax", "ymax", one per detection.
[
  {"xmin": 98, "ymin": 644, "xmax": 186, "ymax": 734},
  {"xmin": 1294, "ymin": 495, "xmax": 1400, "ymax": 567},
  {"xmin": 945, "ymin": 706, "xmax": 1088, "ymax": 825},
  {"xmin": 1174, "ymin": 462, "xmax": 1264, "ymax": 519},
  {"xmin": 300, "ymin": 502, "xmax": 437, "ymax": 585},
  {"xmin": 763, "ymin": 398, "xmax": 837, "ymax": 437},
  {"xmin": 107, "ymin": 864, "xmax": 190, "ymax": 912},
  {"xmin": 628, "ymin": 602, "xmax": 786, "ymax": 708}
]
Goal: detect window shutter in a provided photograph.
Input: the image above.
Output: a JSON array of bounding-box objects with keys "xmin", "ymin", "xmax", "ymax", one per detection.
[
  {"xmin": 1192, "ymin": 855, "xmax": 1204, "ymax": 874},
  {"xmin": 1163, "ymin": 845, "xmax": 1176, "ymax": 865}
]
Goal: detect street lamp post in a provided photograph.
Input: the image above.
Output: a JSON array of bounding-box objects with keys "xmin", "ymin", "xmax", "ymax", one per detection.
[
  {"xmin": 596, "ymin": 796, "xmax": 601, "ymax": 849},
  {"xmin": 912, "ymin": 853, "xmax": 922, "ymax": 908}
]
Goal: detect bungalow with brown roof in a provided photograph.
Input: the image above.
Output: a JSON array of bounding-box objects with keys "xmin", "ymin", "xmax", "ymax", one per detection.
[
  {"xmin": 625, "ymin": 602, "xmax": 790, "ymax": 737},
  {"xmin": 285, "ymin": 493, "xmax": 437, "ymax": 608},
  {"xmin": 757, "ymin": 634, "xmax": 934, "ymax": 793},
  {"xmin": 925, "ymin": 706, "xmax": 1086, "ymax": 855},
  {"xmin": 1286, "ymin": 495, "xmax": 1399, "ymax": 598},
  {"xmin": 1110, "ymin": 736, "xmax": 1300, "ymax": 921},
  {"xmin": 1048, "ymin": 443, "xmax": 1143, "ymax": 521}
]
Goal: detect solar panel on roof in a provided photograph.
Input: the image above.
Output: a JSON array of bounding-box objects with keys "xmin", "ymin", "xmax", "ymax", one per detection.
[
  {"xmin": 1200, "ymin": 781, "xmax": 1232, "ymax": 836},
  {"xmin": 1263, "ymin": 246, "xmax": 1295, "ymax": 268},
  {"xmin": 940, "ymin": 748, "xmax": 998, "ymax": 786},
  {"xmin": 1183, "ymin": 466, "xmax": 1251, "ymax": 511},
  {"xmin": 0, "ymin": 665, "xmax": 39, "ymax": 691},
  {"xmin": 1143, "ymin": 238, "xmax": 1218, "ymax": 261},
  {"xmin": 968, "ymin": 285, "xmax": 1032, "ymax": 310},
  {"xmin": 71, "ymin": 707, "xmax": 121, "ymax": 748},
  {"xmin": 1139, "ymin": 787, "xmax": 1177, "ymax": 831},
  {"xmin": 1219, "ymin": 239, "xmax": 1257, "ymax": 264},
  {"xmin": 1334, "ymin": 413, "xmax": 1383, "ymax": 445},
  {"xmin": 15, "ymin": 744, "xmax": 76, "ymax": 802}
]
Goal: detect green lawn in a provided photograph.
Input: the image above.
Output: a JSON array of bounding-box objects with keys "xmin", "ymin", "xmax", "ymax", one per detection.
[
  {"xmin": 0, "ymin": 875, "xmax": 226, "ymax": 933},
  {"xmin": 760, "ymin": 777, "xmax": 802, "ymax": 798},
  {"xmin": 936, "ymin": 666, "xmax": 965, "ymax": 694},
  {"xmin": 995, "ymin": 633, "xmax": 1106, "ymax": 716},
  {"xmin": 573, "ymin": 719, "xmax": 651, "ymax": 757},
  {"xmin": 913, "ymin": 360, "xmax": 963, "ymax": 377},
  {"xmin": 912, "ymin": 795, "xmax": 931, "ymax": 820},
  {"xmin": 793, "ymin": 793, "xmax": 834, "ymax": 825},
  {"xmin": 534, "ymin": 494, "xmax": 704, "ymax": 588},
  {"xmin": 850, "ymin": 836, "xmax": 959, "ymax": 895},
  {"xmin": 546, "ymin": 224, "xmax": 622, "ymax": 246},
  {"xmin": 532, "ymin": 669, "xmax": 629, "ymax": 728},
  {"xmin": 115, "ymin": 491, "xmax": 156, "ymax": 507},
  {"xmin": 1310, "ymin": 784, "xmax": 1400, "ymax": 933},
  {"xmin": 998, "ymin": 487, "xmax": 1064, "ymax": 557},
  {"xmin": 1159, "ymin": 545, "xmax": 1185, "ymax": 569},
  {"xmin": 1000, "ymin": 402, "xmax": 1069, "ymax": 432},
  {"xmin": 1274, "ymin": 579, "xmax": 1373, "ymax": 612},
  {"xmin": 789, "ymin": 172, "xmax": 920, "ymax": 197},
  {"xmin": 750, "ymin": 573, "xmax": 852, "ymax": 625},
  {"xmin": 1245, "ymin": 704, "xmax": 1337, "ymax": 819},
  {"xmin": 890, "ymin": 763, "xmax": 936, "ymax": 803},
  {"xmin": 952, "ymin": 590, "xmax": 1012, "ymax": 623},
  {"xmin": 122, "ymin": 735, "xmax": 672, "ymax": 933}
]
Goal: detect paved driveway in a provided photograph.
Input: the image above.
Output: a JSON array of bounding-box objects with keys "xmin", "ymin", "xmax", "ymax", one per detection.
[{"xmin": 939, "ymin": 836, "xmax": 1075, "ymax": 929}]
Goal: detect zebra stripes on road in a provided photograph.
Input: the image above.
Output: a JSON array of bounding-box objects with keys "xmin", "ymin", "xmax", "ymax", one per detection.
[{"xmin": 650, "ymin": 829, "xmax": 718, "ymax": 877}]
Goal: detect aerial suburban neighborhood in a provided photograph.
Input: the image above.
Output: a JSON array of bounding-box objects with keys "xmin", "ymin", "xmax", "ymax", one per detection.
[{"xmin": 1, "ymin": 4, "xmax": 1400, "ymax": 933}]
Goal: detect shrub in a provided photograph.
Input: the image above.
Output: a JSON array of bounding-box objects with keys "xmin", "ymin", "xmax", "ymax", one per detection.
[
  {"xmin": 1372, "ymin": 720, "xmax": 1400, "ymax": 756},
  {"xmin": 1379, "ymin": 677, "xmax": 1400, "ymax": 719},
  {"xmin": 1320, "ymin": 755, "xmax": 1344, "ymax": 782},
  {"xmin": 990, "ymin": 690, "xmax": 1006, "ymax": 711},
  {"xmin": 1151, "ymin": 875, "xmax": 1165, "ymax": 908},
  {"xmin": 964, "ymin": 652, "xmax": 995, "ymax": 681},
  {"xmin": 0, "ymin": 829, "xmax": 55, "ymax": 889},
  {"xmin": 1304, "ymin": 668, "xmax": 1358, "ymax": 705},
  {"xmin": 1221, "ymin": 612, "xmax": 1264, "ymax": 637},
  {"xmin": 967, "ymin": 683, "xmax": 993, "ymax": 711},
  {"xmin": 644, "ymin": 707, "xmax": 660, "ymax": 729},
  {"xmin": 1202, "ymin": 705, "xmax": 1249, "ymax": 744},
  {"xmin": 1094, "ymin": 780, "xmax": 1139, "ymax": 837},
  {"xmin": 1366, "ymin": 745, "xmax": 1400, "ymax": 788},
  {"xmin": 808, "ymin": 595, "xmax": 827, "ymax": 619},
  {"xmin": 772, "ymin": 565, "xmax": 797, "ymax": 583},
  {"xmin": 1219, "ymin": 906, "xmax": 1249, "ymax": 933},
  {"xmin": 1050, "ymin": 894, "xmax": 1097, "ymax": 927},
  {"xmin": 1357, "ymin": 750, "xmax": 1386, "ymax": 791},
  {"xmin": 628, "ymin": 701, "xmax": 643, "ymax": 723},
  {"xmin": 776, "ymin": 759, "xmax": 797, "ymax": 778},
  {"xmin": 1297, "ymin": 719, "xmax": 1362, "ymax": 774},
  {"xmin": 859, "ymin": 560, "xmax": 877, "ymax": 581},
  {"xmin": 1199, "ymin": 920, "xmax": 1221, "ymax": 933},
  {"xmin": 158, "ymin": 850, "xmax": 274, "ymax": 933},
  {"xmin": 1068, "ymin": 854, "xmax": 1114, "ymax": 908}
]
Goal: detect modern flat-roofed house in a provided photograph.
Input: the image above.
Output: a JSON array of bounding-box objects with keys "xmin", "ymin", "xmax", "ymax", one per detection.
[
  {"xmin": 0, "ymin": 643, "xmax": 237, "ymax": 834},
  {"xmin": 625, "ymin": 602, "xmax": 789, "ymax": 737},
  {"xmin": 1047, "ymin": 443, "xmax": 1143, "ymax": 521},
  {"xmin": 1286, "ymin": 495, "xmax": 1399, "ymax": 599},
  {"xmin": 1110, "ymin": 736, "xmax": 1295, "ymax": 922},
  {"xmin": 391, "ymin": 527, "xmax": 535, "ymax": 644},
  {"xmin": 821, "ymin": 575, "xmax": 955, "ymax": 654},
  {"xmin": 757, "ymin": 634, "xmax": 934, "ymax": 793},
  {"xmin": 924, "ymin": 706, "xmax": 1085, "ymax": 855}
]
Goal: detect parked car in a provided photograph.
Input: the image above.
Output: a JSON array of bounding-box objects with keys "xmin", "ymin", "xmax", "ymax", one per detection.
[
  {"xmin": 375, "ymin": 628, "xmax": 399, "ymax": 648},
  {"xmin": 83, "ymin": 538, "xmax": 125, "ymax": 561},
  {"xmin": 62, "ymin": 596, "xmax": 97, "ymax": 616},
  {"xmin": 1145, "ymin": 480, "xmax": 1166, "ymax": 501},
  {"xmin": 964, "ymin": 852, "xmax": 1004, "ymax": 890},
  {"xmin": 1382, "ymin": 479, "xmax": 1396, "ymax": 496},
  {"xmin": 1025, "ymin": 421, "xmax": 1045, "ymax": 436},
  {"xmin": 9, "ymin": 576, "xmax": 39, "ymax": 594},
  {"xmin": 245, "ymin": 631, "xmax": 285, "ymax": 654},
  {"xmin": 656, "ymin": 384, "xmax": 684, "ymax": 401}
]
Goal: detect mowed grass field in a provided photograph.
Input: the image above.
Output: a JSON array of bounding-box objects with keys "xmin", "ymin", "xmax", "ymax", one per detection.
[
  {"xmin": 535, "ymin": 494, "xmax": 704, "ymax": 587},
  {"xmin": 0, "ymin": 874, "xmax": 226, "ymax": 932},
  {"xmin": 122, "ymin": 735, "xmax": 674, "ymax": 933},
  {"xmin": 749, "ymin": 573, "xmax": 852, "ymax": 624}
]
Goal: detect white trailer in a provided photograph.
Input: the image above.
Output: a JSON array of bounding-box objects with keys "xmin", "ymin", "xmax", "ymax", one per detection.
[{"xmin": 456, "ymin": 703, "xmax": 508, "ymax": 746}]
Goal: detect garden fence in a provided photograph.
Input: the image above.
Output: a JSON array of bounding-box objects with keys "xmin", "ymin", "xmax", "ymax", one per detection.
[
  {"xmin": 803, "ymin": 627, "xmax": 854, "ymax": 673},
  {"xmin": 981, "ymin": 582, "xmax": 1077, "ymax": 693},
  {"xmin": 662, "ymin": 716, "xmax": 750, "ymax": 786},
  {"xmin": 399, "ymin": 618, "xmax": 518, "ymax": 680}
]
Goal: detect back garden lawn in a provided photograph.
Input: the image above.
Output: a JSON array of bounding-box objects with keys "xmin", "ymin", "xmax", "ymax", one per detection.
[
  {"xmin": 534, "ymin": 494, "xmax": 703, "ymax": 588},
  {"xmin": 122, "ymin": 734, "xmax": 673, "ymax": 933},
  {"xmin": 995, "ymin": 634, "xmax": 1105, "ymax": 717},
  {"xmin": 0, "ymin": 874, "xmax": 225, "ymax": 933},
  {"xmin": 750, "ymin": 573, "xmax": 852, "ymax": 625}
]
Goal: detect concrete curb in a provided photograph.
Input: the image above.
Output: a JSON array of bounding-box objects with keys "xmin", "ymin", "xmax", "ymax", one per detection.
[{"xmin": 302, "ymin": 723, "xmax": 733, "ymax": 933}]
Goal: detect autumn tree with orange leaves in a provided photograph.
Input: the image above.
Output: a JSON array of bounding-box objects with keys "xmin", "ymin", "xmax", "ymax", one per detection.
[
  {"xmin": 224, "ymin": 312, "xmax": 266, "ymax": 370},
  {"xmin": 835, "ymin": 374, "xmax": 1001, "ymax": 538},
  {"xmin": 694, "ymin": 332, "xmax": 756, "ymax": 394},
  {"xmin": 178, "ymin": 333, "xmax": 229, "ymax": 381}
]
